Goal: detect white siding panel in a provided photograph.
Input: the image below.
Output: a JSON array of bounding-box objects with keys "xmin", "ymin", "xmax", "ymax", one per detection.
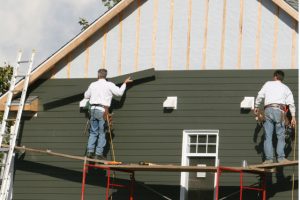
[
  {"xmin": 122, "ymin": 2, "xmax": 138, "ymax": 74},
  {"xmin": 260, "ymin": 0, "xmax": 276, "ymax": 69},
  {"xmin": 172, "ymin": 0, "xmax": 188, "ymax": 70},
  {"xmin": 155, "ymin": 0, "xmax": 171, "ymax": 70},
  {"xmin": 54, "ymin": 57, "xmax": 68, "ymax": 78},
  {"xmin": 277, "ymin": 11, "xmax": 292, "ymax": 69},
  {"xmin": 139, "ymin": 0, "xmax": 153, "ymax": 71},
  {"xmin": 70, "ymin": 45, "xmax": 85, "ymax": 78},
  {"xmin": 88, "ymin": 30, "xmax": 104, "ymax": 78},
  {"xmin": 241, "ymin": 0, "xmax": 258, "ymax": 69},
  {"xmin": 223, "ymin": 0, "xmax": 240, "ymax": 69},
  {"xmin": 106, "ymin": 17, "xmax": 119, "ymax": 77},
  {"xmin": 189, "ymin": 0, "xmax": 206, "ymax": 70},
  {"xmin": 206, "ymin": 0, "xmax": 223, "ymax": 69}
]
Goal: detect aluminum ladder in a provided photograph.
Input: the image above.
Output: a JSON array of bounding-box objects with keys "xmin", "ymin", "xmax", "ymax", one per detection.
[{"xmin": 0, "ymin": 50, "xmax": 35, "ymax": 200}]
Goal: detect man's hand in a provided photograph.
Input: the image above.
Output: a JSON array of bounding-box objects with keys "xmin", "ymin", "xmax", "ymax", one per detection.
[
  {"xmin": 253, "ymin": 107, "xmax": 259, "ymax": 115},
  {"xmin": 124, "ymin": 77, "xmax": 133, "ymax": 84},
  {"xmin": 291, "ymin": 116, "xmax": 297, "ymax": 128}
]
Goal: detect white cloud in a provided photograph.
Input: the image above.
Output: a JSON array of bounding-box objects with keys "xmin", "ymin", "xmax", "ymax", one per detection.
[{"xmin": 0, "ymin": 0, "xmax": 106, "ymax": 67}]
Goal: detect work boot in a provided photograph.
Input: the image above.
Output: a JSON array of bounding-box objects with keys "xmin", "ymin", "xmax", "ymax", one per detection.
[
  {"xmin": 262, "ymin": 160, "xmax": 273, "ymax": 165},
  {"xmin": 86, "ymin": 152, "xmax": 94, "ymax": 158},
  {"xmin": 95, "ymin": 154, "xmax": 107, "ymax": 161},
  {"xmin": 278, "ymin": 158, "xmax": 291, "ymax": 164}
]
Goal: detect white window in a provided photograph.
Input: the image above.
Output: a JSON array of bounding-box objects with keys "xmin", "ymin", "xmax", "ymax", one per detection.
[{"xmin": 180, "ymin": 130, "xmax": 219, "ymax": 200}]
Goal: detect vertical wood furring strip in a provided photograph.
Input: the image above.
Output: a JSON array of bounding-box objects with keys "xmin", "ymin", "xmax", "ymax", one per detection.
[
  {"xmin": 201, "ymin": 0, "xmax": 209, "ymax": 70},
  {"xmin": 101, "ymin": 24, "xmax": 108, "ymax": 69},
  {"xmin": 220, "ymin": 0, "xmax": 227, "ymax": 69},
  {"xmin": 84, "ymin": 39, "xmax": 90, "ymax": 78},
  {"xmin": 118, "ymin": 13, "xmax": 123, "ymax": 75},
  {"xmin": 152, "ymin": 0, "xmax": 158, "ymax": 68},
  {"xmin": 134, "ymin": 0, "xmax": 141, "ymax": 72},
  {"xmin": 67, "ymin": 53, "xmax": 71, "ymax": 78},
  {"xmin": 51, "ymin": 64, "xmax": 56, "ymax": 79},
  {"xmin": 237, "ymin": 0, "xmax": 244, "ymax": 69},
  {"xmin": 168, "ymin": 0, "xmax": 175, "ymax": 70},
  {"xmin": 186, "ymin": 0, "xmax": 192, "ymax": 70},
  {"xmin": 255, "ymin": 0, "xmax": 262, "ymax": 69},
  {"xmin": 291, "ymin": 19, "xmax": 297, "ymax": 69},
  {"xmin": 272, "ymin": 6, "xmax": 280, "ymax": 69}
]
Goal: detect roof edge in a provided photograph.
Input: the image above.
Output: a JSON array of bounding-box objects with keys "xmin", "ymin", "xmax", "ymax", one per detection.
[
  {"xmin": 272, "ymin": 0, "xmax": 299, "ymax": 21},
  {"xmin": 0, "ymin": 0, "xmax": 135, "ymax": 105}
]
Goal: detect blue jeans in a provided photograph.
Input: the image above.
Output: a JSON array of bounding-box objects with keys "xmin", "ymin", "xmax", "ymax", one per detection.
[
  {"xmin": 263, "ymin": 107, "xmax": 286, "ymax": 161},
  {"xmin": 87, "ymin": 109, "xmax": 106, "ymax": 156}
]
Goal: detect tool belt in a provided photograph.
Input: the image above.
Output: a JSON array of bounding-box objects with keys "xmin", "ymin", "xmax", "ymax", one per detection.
[
  {"xmin": 90, "ymin": 104, "xmax": 109, "ymax": 120},
  {"xmin": 264, "ymin": 103, "xmax": 287, "ymax": 112}
]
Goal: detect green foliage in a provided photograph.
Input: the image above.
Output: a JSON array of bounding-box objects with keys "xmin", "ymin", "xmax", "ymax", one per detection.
[
  {"xmin": 0, "ymin": 65, "xmax": 13, "ymax": 146},
  {"xmin": 0, "ymin": 65, "xmax": 13, "ymax": 94},
  {"xmin": 78, "ymin": 18, "xmax": 90, "ymax": 31},
  {"xmin": 102, "ymin": 0, "xmax": 121, "ymax": 9}
]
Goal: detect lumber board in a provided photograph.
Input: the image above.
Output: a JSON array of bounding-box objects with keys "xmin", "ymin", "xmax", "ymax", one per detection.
[{"xmin": 2, "ymin": 144, "xmax": 287, "ymax": 174}]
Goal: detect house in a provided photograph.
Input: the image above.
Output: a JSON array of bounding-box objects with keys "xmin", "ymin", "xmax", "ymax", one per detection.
[{"xmin": 0, "ymin": 0, "xmax": 298, "ymax": 199}]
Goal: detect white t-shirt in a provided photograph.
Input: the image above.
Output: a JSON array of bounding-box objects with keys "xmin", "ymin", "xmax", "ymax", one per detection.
[
  {"xmin": 255, "ymin": 80, "xmax": 296, "ymax": 116},
  {"xmin": 84, "ymin": 79, "xmax": 126, "ymax": 108}
]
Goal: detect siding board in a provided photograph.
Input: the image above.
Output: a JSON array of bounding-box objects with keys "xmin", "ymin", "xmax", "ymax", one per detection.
[{"xmin": 15, "ymin": 69, "xmax": 298, "ymax": 200}]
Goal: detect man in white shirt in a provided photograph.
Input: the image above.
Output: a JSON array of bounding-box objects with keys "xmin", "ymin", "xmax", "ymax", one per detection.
[
  {"xmin": 254, "ymin": 70, "xmax": 296, "ymax": 165},
  {"xmin": 84, "ymin": 69, "xmax": 132, "ymax": 160}
]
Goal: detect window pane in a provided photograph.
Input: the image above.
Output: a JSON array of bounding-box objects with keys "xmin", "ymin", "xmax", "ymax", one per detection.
[
  {"xmin": 189, "ymin": 145, "xmax": 197, "ymax": 153},
  {"xmin": 198, "ymin": 135, "xmax": 206, "ymax": 143},
  {"xmin": 197, "ymin": 145, "xmax": 206, "ymax": 153},
  {"xmin": 207, "ymin": 145, "xmax": 216, "ymax": 153},
  {"xmin": 190, "ymin": 135, "xmax": 197, "ymax": 144},
  {"xmin": 208, "ymin": 135, "xmax": 216, "ymax": 143}
]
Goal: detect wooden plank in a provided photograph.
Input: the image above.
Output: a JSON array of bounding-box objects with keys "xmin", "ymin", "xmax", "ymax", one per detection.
[
  {"xmin": 118, "ymin": 13, "xmax": 123, "ymax": 75},
  {"xmin": 101, "ymin": 24, "xmax": 108, "ymax": 68},
  {"xmin": 201, "ymin": 0, "xmax": 209, "ymax": 70},
  {"xmin": 291, "ymin": 19, "xmax": 297, "ymax": 69},
  {"xmin": 220, "ymin": 0, "xmax": 227, "ymax": 69},
  {"xmin": 84, "ymin": 39, "xmax": 90, "ymax": 78},
  {"xmin": 272, "ymin": 0, "xmax": 298, "ymax": 21},
  {"xmin": 272, "ymin": 5, "xmax": 280, "ymax": 69},
  {"xmin": 66, "ymin": 54, "xmax": 71, "ymax": 79},
  {"xmin": 7, "ymin": 144, "xmax": 276, "ymax": 174},
  {"xmin": 134, "ymin": 0, "xmax": 141, "ymax": 72},
  {"xmin": 255, "ymin": 0, "xmax": 262, "ymax": 69},
  {"xmin": 237, "ymin": 0, "xmax": 244, "ymax": 69},
  {"xmin": 151, "ymin": 0, "xmax": 158, "ymax": 68},
  {"xmin": 186, "ymin": 0, "xmax": 192, "ymax": 70},
  {"xmin": 250, "ymin": 160, "xmax": 298, "ymax": 168},
  {"xmin": 168, "ymin": 0, "xmax": 175, "ymax": 70}
]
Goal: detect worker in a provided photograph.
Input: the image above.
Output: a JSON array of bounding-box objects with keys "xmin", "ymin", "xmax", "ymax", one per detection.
[
  {"xmin": 84, "ymin": 68, "xmax": 132, "ymax": 160},
  {"xmin": 254, "ymin": 70, "xmax": 296, "ymax": 165}
]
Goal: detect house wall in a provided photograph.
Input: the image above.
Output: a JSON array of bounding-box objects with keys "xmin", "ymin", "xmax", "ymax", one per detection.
[
  {"xmin": 14, "ymin": 69, "xmax": 298, "ymax": 200},
  {"xmin": 48, "ymin": 0, "xmax": 298, "ymax": 79}
]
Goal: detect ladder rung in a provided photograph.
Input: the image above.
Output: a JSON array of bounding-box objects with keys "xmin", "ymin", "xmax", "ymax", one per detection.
[
  {"xmin": 11, "ymin": 90, "xmax": 22, "ymax": 94},
  {"xmin": 0, "ymin": 148, "xmax": 9, "ymax": 152},
  {"xmin": 15, "ymin": 75, "xmax": 26, "ymax": 78},
  {"xmin": 18, "ymin": 60, "xmax": 30, "ymax": 64},
  {"xmin": 4, "ymin": 119, "xmax": 16, "ymax": 122}
]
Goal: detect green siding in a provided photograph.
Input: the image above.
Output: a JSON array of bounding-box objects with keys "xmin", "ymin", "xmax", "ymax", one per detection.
[{"xmin": 14, "ymin": 70, "xmax": 298, "ymax": 200}]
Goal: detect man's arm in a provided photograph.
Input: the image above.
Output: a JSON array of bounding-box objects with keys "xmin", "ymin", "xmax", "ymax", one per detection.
[
  {"xmin": 110, "ymin": 77, "xmax": 133, "ymax": 96},
  {"xmin": 286, "ymin": 88, "xmax": 296, "ymax": 127},
  {"xmin": 254, "ymin": 84, "xmax": 266, "ymax": 114}
]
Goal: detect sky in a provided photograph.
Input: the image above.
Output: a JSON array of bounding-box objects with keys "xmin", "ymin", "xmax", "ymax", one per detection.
[{"xmin": 0, "ymin": 0, "xmax": 107, "ymax": 68}]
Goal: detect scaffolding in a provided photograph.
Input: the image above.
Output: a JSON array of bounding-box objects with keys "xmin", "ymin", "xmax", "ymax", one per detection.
[{"xmin": 4, "ymin": 144, "xmax": 299, "ymax": 200}]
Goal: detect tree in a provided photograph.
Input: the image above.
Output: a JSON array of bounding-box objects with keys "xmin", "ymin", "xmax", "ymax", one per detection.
[
  {"xmin": 102, "ymin": 0, "xmax": 121, "ymax": 9},
  {"xmin": 78, "ymin": 0, "xmax": 121, "ymax": 31},
  {"xmin": 0, "ymin": 65, "xmax": 13, "ymax": 95},
  {"xmin": 78, "ymin": 17, "xmax": 90, "ymax": 31}
]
